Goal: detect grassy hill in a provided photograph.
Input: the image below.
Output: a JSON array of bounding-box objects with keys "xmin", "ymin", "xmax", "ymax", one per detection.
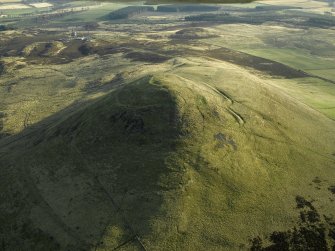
[
  {"xmin": 1, "ymin": 59, "xmax": 335, "ymax": 250},
  {"xmin": 1, "ymin": 0, "xmax": 335, "ymax": 249}
]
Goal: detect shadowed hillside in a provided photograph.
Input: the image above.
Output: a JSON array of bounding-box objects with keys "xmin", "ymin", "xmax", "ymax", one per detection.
[{"xmin": 0, "ymin": 76, "xmax": 182, "ymax": 250}]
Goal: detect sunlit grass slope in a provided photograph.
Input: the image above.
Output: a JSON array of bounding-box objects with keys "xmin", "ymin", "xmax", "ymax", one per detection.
[{"xmin": 1, "ymin": 61, "xmax": 335, "ymax": 250}]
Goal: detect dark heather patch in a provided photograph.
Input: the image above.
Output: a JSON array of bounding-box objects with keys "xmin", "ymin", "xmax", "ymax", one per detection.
[
  {"xmin": 249, "ymin": 237, "xmax": 263, "ymax": 251},
  {"xmin": 295, "ymin": 195, "xmax": 314, "ymax": 210},
  {"xmin": 328, "ymin": 186, "xmax": 335, "ymax": 195},
  {"xmin": 312, "ymin": 177, "xmax": 322, "ymax": 184},
  {"xmin": 124, "ymin": 52, "xmax": 170, "ymax": 63},
  {"xmin": 208, "ymin": 48, "xmax": 309, "ymax": 79},
  {"xmin": 249, "ymin": 196, "xmax": 333, "ymax": 250},
  {"xmin": 0, "ymin": 61, "xmax": 5, "ymax": 75}
]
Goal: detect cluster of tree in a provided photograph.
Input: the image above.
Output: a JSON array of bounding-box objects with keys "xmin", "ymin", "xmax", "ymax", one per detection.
[
  {"xmin": 78, "ymin": 44, "xmax": 92, "ymax": 56},
  {"xmin": 157, "ymin": 4, "xmax": 220, "ymax": 12},
  {"xmin": 83, "ymin": 22, "xmax": 99, "ymax": 30},
  {"xmin": 0, "ymin": 24, "xmax": 13, "ymax": 31},
  {"xmin": 107, "ymin": 6, "xmax": 154, "ymax": 20},
  {"xmin": 184, "ymin": 13, "xmax": 267, "ymax": 24},
  {"xmin": 307, "ymin": 16, "xmax": 335, "ymax": 27}
]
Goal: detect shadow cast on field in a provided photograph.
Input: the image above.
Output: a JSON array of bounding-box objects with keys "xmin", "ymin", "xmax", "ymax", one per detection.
[{"xmin": 0, "ymin": 75, "xmax": 181, "ymax": 250}]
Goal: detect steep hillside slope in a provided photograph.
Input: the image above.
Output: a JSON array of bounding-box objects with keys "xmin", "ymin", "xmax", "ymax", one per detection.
[{"xmin": 0, "ymin": 59, "xmax": 335, "ymax": 250}]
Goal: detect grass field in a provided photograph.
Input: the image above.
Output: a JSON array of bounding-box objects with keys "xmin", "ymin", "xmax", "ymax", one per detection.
[
  {"xmin": 55, "ymin": 3, "xmax": 128, "ymax": 24},
  {"xmin": 204, "ymin": 23, "xmax": 335, "ymax": 83},
  {"xmin": 269, "ymin": 77, "xmax": 335, "ymax": 120},
  {"xmin": 242, "ymin": 48, "xmax": 333, "ymax": 70},
  {"xmin": 0, "ymin": 0, "xmax": 21, "ymax": 3},
  {"xmin": 29, "ymin": 3, "xmax": 53, "ymax": 8},
  {"xmin": 0, "ymin": 3, "xmax": 30, "ymax": 9},
  {"xmin": 309, "ymin": 68, "xmax": 335, "ymax": 82},
  {"xmin": 0, "ymin": 7, "xmax": 40, "ymax": 15}
]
